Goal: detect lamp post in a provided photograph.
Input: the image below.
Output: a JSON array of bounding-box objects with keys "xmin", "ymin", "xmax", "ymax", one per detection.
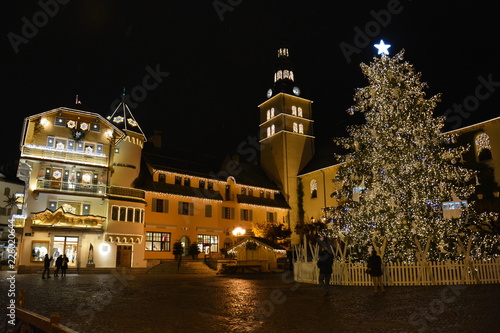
[{"xmin": 232, "ymin": 227, "xmax": 246, "ymax": 242}]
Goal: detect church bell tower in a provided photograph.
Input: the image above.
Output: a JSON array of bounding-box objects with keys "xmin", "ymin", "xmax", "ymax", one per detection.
[{"xmin": 259, "ymin": 45, "xmax": 315, "ymax": 240}]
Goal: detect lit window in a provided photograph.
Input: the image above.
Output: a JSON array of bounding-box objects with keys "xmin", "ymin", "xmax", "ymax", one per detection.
[
  {"xmin": 283, "ymin": 70, "xmax": 290, "ymax": 79},
  {"xmin": 310, "ymin": 179, "xmax": 318, "ymax": 198},
  {"xmin": 289, "ymin": 71, "xmax": 294, "ymax": 81},
  {"xmin": 475, "ymin": 133, "xmax": 492, "ymax": 161},
  {"xmin": 267, "ymin": 110, "xmax": 271, "ymax": 120},
  {"xmin": 277, "ymin": 70, "xmax": 283, "ymax": 80},
  {"xmin": 298, "ymin": 107, "xmax": 303, "ymax": 117},
  {"xmin": 146, "ymin": 232, "xmax": 171, "ymax": 251},
  {"xmin": 292, "ymin": 106, "xmax": 297, "ymax": 116},
  {"xmin": 271, "ymin": 125, "xmax": 275, "ymax": 135},
  {"xmin": 299, "ymin": 123, "xmax": 304, "ymax": 134},
  {"xmin": 267, "ymin": 127, "xmax": 271, "ymax": 137},
  {"xmin": 293, "ymin": 123, "xmax": 298, "ymax": 133},
  {"xmin": 271, "ymin": 107, "xmax": 275, "ymax": 117}
]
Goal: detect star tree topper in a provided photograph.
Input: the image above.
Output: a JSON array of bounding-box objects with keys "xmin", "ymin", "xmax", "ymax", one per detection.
[{"xmin": 374, "ymin": 39, "xmax": 391, "ymax": 55}]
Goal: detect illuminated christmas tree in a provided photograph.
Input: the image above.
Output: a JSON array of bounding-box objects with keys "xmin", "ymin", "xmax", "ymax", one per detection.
[{"xmin": 328, "ymin": 50, "xmax": 481, "ymax": 262}]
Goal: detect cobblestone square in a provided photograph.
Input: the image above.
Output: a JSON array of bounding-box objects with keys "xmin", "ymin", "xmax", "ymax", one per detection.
[{"xmin": 2, "ymin": 271, "xmax": 499, "ymax": 332}]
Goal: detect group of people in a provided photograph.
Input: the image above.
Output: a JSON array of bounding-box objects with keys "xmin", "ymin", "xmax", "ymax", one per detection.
[
  {"xmin": 42, "ymin": 253, "xmax": 69, "ymax": 279},
  {"xmin": 317, "ymin": 247, "xmax": 385, "ymax": 296}
]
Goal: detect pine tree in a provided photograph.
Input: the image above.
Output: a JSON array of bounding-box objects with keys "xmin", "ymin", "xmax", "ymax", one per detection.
[{"xmin": 328, "ymin": 50, "xmax": 480, "ymax": 262}]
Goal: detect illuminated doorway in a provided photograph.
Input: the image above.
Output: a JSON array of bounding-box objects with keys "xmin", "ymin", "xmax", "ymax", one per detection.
[{"xmin": 53, "ymin": 236, "xmax": 79, "ymax": 267}]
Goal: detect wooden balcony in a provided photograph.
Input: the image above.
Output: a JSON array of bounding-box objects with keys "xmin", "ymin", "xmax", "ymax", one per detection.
[{"xmin": 22, "ymin": 144, "xmax": 109, "ymax": 167}]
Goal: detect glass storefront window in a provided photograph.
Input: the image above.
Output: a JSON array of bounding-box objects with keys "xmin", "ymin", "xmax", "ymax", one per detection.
[{"xmin": 53, "ymin": 236, "xmax": 79, "ymax": 267}]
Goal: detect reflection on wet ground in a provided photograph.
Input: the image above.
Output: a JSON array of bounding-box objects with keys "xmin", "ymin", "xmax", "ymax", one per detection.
[{"xmin": 1, "ymin": 270, "xmax": 499, "ymax": 332}]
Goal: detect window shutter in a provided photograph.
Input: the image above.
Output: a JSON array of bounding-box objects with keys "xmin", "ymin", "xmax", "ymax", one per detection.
[{"xmin": 152, "ymin": 198, "xmax": 157, "ymax": 212}]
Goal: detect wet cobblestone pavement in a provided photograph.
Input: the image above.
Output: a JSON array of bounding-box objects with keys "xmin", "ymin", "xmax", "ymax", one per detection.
[{"xmin": 2, "ymin": 270, "xmax": 499, "ymax": 333}]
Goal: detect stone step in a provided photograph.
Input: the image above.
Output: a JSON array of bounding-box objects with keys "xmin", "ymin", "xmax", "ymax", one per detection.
[{"xmin": 148, "ymin": 260, "xmax": 217, "ymax": 274}]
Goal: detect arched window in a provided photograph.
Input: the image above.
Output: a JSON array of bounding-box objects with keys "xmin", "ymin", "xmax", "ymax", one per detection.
[
  {"xmin": 292, "ymin": 106, "xmax": 297, "ymax": 116},
  {"xmin": 298, "ymin": 107, "xmax": 303, "ymax": 117},
  {"xmin": 293, "ymin": 123, "xmax": 298, "ymax": 133},
  {"xmin": 475, "ymin": 132, "xmax": 492, "ymax": 161},
  {"xmin": 267, "ymin": 127, "xmax": 271, "ymax": 137},
  {"xmin": 271, "ymin": 124, "xmax": 275, "ymax": 135},
  {"xmin": 298, "ymin": 123, "xmax": 304, "ymax": 134},
  {"xmin": 271, "ymin": 107, "xmax": 275, "ymax": 118},
  {"xmin": 266, "ymin": 110, "xmax": 271, "ymax": 120},
  {"xmin": 310, "ymin": 179, "xmax": 318, "ymax": 198}
]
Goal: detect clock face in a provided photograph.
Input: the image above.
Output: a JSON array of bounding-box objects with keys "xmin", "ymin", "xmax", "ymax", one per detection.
[
  {"xmin": 267, "ymin": 89, "xmax": 272, "ymax": 98},
  {"xmin": 293, "ymin": 86, "xmax": 301, "ymax": 96}
]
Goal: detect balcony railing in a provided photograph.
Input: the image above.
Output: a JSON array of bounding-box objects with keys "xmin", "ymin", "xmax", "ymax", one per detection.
[
  {"xmin": 34, "ymin": 181, "xmax": 146, "ymax": 200},
  {"xmin": 36, "ymin": 179, "xmax": 107, "ymax": 196},
  {"xmin": 22, "ymin": 144, "xmax": 108, "ymax": 166}
]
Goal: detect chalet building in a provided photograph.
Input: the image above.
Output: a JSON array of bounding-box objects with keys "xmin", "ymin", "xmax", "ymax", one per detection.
[{"xmin": 11, "ymin": 46, "xmax": 499, "ymax": 270}]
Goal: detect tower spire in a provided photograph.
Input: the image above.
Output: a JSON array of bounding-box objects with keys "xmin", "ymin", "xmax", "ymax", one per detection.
[{"xmin": 266, "ymin": 43, "xmax": 301, "ymax": 98}]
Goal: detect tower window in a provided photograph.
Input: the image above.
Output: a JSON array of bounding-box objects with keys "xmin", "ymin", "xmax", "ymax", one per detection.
[
  {"xmin": 271, "ymin": 125, "xmax": 275, "ymax": 135},
  {"xmin": 276, "ymin": 70, "xmax": 283, "ymax": 81},
  {"xmin": 299, "ymin": 124, "xmax": 304, "ymax": 134},
  {"xmin": 292, "ymin": 106, "xmax": 297, "ymax": 116},
  {"xmin": 267, "ymin": 127, "xmax": 271, "ymax": 137},
  {"xmin": 475, "ymin": 133, "xmax": 492, "ymax": 161},
  {"xmin": 271, "ymin": 108, "xmax": 275, "ymax": 117},
  {"xmin": 310, "ymin": 179, "xmax": 318, "ymax": 198},
  {"xmin": 267, "ymin": 110, "xmax": 271, "ymax": 120},
  {"xmin": 298, "ymin": 107, "xmax": 303, "ymax": 117},
  {"xmin": 293, "ymin": 123, "xmax": 298, "ymax": 133}
]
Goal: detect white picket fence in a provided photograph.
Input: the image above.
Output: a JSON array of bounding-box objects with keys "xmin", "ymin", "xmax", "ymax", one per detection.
[{"xmin": 294, "ymin": 258, "xmax": 500, "ymax": 286}]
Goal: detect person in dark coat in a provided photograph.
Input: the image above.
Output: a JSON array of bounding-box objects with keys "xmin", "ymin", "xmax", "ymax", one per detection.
[
  {"xmin": 61, "ymin": 254, "xmax": 69, "ymax": 277},
  {"xmin": 317, "ymin": 247, "xmax": 334, "ymax": 296},
  {"xmin": 54, "ymin": 255, "xmax": 63, "ymax": 277},
  {"xmin": 367, "ymin": 250, "xmax": 384, "ymax": 292},
  {"xmin": 42, "ymin": 254, "xmax": 52, "ymax": 279}
]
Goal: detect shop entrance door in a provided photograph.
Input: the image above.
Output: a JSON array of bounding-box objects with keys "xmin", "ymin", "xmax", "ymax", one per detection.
[
  {"xmin": 116, "ymin": 245, "xmax": 132, "ymax": 268},
  {"xmin": 53, "ymin": 236, "xmax": 79, "ymax": 267}
]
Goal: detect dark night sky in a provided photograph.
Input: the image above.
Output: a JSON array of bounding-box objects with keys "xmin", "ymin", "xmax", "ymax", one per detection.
[{"xmin": 1, "ymin": 1, "xmax": 499, "ymax": 167}]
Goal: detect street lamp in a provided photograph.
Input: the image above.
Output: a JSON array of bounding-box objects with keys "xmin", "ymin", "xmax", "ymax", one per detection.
[{"xmin": 232, "ymin": 227, "xmax": 246, "ymax": 242}]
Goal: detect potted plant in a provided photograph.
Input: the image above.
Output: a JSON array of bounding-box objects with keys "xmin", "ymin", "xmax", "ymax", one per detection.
[
  {"xmin": 173, "ymin": 241, "xmax": 184, "ymax": 261},
  {"xmin": 189, "ymin": 243, "xmax": 201, "ymax": 259}
]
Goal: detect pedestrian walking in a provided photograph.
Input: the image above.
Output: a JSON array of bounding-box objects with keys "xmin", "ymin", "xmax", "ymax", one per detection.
[
  {"xmin": 42, "ymin": 253, "xmax": 52, "ymax": 279},
  {"xmin": 317, "ymin": 247, "xmax": 334, "ymax": 296},
  {"xmin": 367, "ymin": 250, "xmax": 384, "ymax": 292},
  {"xmin": 54, "ymin": 255, "xmax": 63, "ymax": 277},
  {"xmin": 61, "ymin": 254, "xmax": 69, "ymax": 277}
]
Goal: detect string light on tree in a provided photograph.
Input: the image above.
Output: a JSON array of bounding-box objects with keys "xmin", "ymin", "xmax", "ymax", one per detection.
[{"xmin": 326, "ymin": 47, "xmax": 497, "ymax": 262}]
